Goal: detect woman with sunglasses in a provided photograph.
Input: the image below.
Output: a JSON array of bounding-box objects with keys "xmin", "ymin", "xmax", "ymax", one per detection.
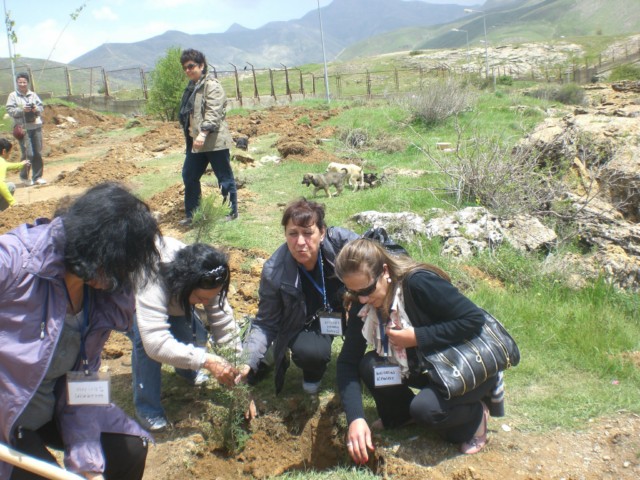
[
  {"xmin": 178, "ymin": 48, "xmax": 238, "ymax": 224},
  {"xmin": 131, "ymin": 237, "xmax": 240, "ymax": 431},
  {"xmin": 237, "ymin": 198, "xmax": 360, "ymax": 396},
  {"xmin": 334, "ymin": 239, "xmax": 503, "ymax": 464}
]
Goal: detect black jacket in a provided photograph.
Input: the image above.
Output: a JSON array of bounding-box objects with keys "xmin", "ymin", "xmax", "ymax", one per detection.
[{"xmin": 243, "ymin": 226, "xmax": 360, "ymax": 393}]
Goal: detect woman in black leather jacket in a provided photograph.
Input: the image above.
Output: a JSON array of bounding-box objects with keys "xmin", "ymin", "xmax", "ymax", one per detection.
[{"xmin": 238, "ymin": 198, "xmax": 359, "ymax": 394}]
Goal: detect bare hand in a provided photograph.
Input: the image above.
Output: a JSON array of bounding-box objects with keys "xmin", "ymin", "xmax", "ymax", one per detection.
[
  {"xmin": 83, "ymin": 473, "xmax": 105, "ymax": 480},
  {"xmin": 346, "ymin": 418, "xmax": 375, "ymax": 464},
  {"xmin": 234, "ymin": 364, "xmax": 252, "ymax": 385},
  {"xmin": 204, "ymin": 355, "xmax": 238, "ymax": 387},
  {"xmin": 193, "ymin": 133, "xmax": 206, "ymax": 150},
  {"xmin": 385, "ymin": 324, "xmax": 417, "ymax": 348},
  {"xmin": 245, "ymin": 398, "xmax": 257, "ymax": 420},
  {"xmin": 21, "ymin": 160, "xmax": 31, "ymax": 167}
]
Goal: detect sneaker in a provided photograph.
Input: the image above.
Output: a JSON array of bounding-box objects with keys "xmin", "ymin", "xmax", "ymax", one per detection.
[
  {"xmin": 225, "ymin": 212, "xmax": 238, "ymax": 221},
  {"xmin": 302, "ymin": 380, "xmax": 321, "ymax": 395},
  {"xmin": 193, "ymin": 370, "xmax": 210, "ymax": 386},
  {"xmin": 34, "ymin": 178, "xmax": 47, "ymax": 185},
  {"xmin": 20, "ymin": 178, "xmax": 31, "ymax": 187},
  {"xmin": 178, "ymin": 217, "xmax": 192, "ymax": 227},
  {"xmin": 137, "ymin": 414, "xmax": 168, "ymax": 432}
]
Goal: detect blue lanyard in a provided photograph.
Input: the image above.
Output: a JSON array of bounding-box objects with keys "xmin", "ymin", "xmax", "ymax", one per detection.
[
  {"xmin": 376, "ymin": 310, "xmax": 389, "ymax": 357},
  {"xmin": 65, "ymin": 283, "xmax": 91, "ymax": 375},
  {"xmin": 298, "ymin": 250, "xmax": 331, "ymax": 312}
]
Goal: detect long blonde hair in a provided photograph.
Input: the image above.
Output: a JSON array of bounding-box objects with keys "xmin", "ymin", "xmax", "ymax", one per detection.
[{"xmin": 335, "ymin": 238, "xmax": 449, "ymax": 313}]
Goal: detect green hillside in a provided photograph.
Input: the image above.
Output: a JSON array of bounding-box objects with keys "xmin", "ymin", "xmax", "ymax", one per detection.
[{"xmin": 339, "ymin": 0, "xmax": 640, "ymax": 60}]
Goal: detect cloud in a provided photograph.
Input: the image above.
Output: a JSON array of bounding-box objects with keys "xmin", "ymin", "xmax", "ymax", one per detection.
[{"xmin": 93, "ymin": 7, "xmax": 118, "ymax": 21}]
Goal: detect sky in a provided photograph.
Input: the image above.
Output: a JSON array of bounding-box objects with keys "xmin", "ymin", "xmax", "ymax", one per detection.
[{"xmin": 1, "ymin": 0, "xmax": 481, "ymax": 64}]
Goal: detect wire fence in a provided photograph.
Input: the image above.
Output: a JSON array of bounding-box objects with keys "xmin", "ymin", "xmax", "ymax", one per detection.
[{"xmin": 2, "ymin": 38, "xmax": 639, "ymax": 112}]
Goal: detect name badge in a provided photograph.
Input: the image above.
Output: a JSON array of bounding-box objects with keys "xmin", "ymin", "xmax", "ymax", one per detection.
[
  {"xmin": 319, "ymin": 312, "xmax": 343, "ymax": 336},
  {"xmin": 67, "ymin": 371, "xmax": 111, "ymax": 406},
  {"xmin": 374, "ymin": 364, "xmax": 402, "ymax": 387}
]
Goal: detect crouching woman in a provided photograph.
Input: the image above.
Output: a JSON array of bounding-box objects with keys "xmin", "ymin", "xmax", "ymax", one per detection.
[
  {"xmin": 334, "ymin": 239, "xmax": 501, "ymax": 464},
  {"xmin": 0, "ymin": 183, "xmax": 161, "ymax": 480}
]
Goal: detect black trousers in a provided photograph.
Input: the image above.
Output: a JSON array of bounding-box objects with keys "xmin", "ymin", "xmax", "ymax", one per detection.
[
  {"xmin": 359, "ymin": 350, "xmax": 497, "ymax": 443},
  {"xmin": 10, "ymin": 421, "xmax": 147, "ymax": 480},
  {"xmin": 289, "ymin": 328, "xmax": 334, "ymax": 383}
]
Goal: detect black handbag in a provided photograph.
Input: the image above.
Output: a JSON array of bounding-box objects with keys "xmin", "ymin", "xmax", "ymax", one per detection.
[{"xmin": 403, "ymin": 273, "xmax": 520, "ymax": 399}]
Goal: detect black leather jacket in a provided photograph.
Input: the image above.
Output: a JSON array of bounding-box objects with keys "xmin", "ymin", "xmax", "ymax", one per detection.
[{"xmin": 243, "ymin": 226, "xmax": 359, "ymax": 393}]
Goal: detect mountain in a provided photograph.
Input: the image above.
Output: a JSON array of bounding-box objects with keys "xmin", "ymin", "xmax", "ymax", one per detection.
[
  {"xmin": 339, "ymin": 0, "xmax": 640, "ymax": 59},
  {"xmin": 69, "ymin": 0, "xmax": 470, "ymax": 70},
  {"xmin": 69, "ymin": 0, "xmax": 640, "ymax": 72}
]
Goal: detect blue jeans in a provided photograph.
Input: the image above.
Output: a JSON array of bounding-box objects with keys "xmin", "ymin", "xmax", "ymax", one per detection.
[
  {"xmin": 19, "ymin": 127, "xmax": 43, "ymax": 182},
  {"xmin": 182, "ymin": 138, "xmax": 237, "ymax": 218},
  {"xmin": 129, "ymin": 314, "xmax": 209, "ymax": 419}
]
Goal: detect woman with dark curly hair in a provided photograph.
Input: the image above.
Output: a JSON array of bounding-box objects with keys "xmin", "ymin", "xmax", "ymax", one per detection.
[
  {"xmin": 131, "ymin": 237, "xmax": 240, "ymax": 432},
  {"xmin": 0, "ymin": 182, "xmax": 161, "ymax": 480}
]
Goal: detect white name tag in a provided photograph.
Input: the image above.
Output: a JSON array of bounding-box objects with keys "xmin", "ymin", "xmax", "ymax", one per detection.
[
  {"xmin": 67, "ymin": 371, "xmax": 111, "ymax": 405},
  {"xmin": 374, "ymin": 364, "xmax": 402, "ymax": 387},
  {"xmin": 319, "ymin": 312, "xmax": 343, "ymax": 336}
]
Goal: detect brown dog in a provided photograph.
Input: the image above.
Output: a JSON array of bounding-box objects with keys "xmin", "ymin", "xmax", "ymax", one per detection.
[{"xmin": 302, "ymin": 171, "xmax": 346, "ymax": 198}]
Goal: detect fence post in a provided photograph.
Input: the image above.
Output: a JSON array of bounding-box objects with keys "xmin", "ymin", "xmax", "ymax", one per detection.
[
  {"xmin": 366, "ymin": 69, "xmax": 371, "ymax": 98},
  {"xmin": 394, "ymin": 68, "xmax": 399, "ymax": 92},
  {"xmin": 269, "ymin": 69, "xmax": 276, "ymax": 100},
  {"xmin": 140, "ymin": 68, "xmax": 148, "ymax": 100},
  {"xmin": 280, "ymin": 63, "xmax": 291, "ymax": 100},
  {"xmin": 212, "ymin": 66, "xmax": 217, "ymax": 79},
  {"xmin": 27, "ymin": 67, "xmax": 35, "ymax": 92},
  {"xmin": 65, "ymin": 67, "xmax": 72, "ymax": 96},
  {"xmin": 102, "ymin": 68, "xmax": 110, "ymax": 96},
  {"xmin": 246, "ymin": 62, "xmax": 259, "ymax": 99},
  {"xmin": 311, "ymin": 74, "xmax": 317, "ymax": 96},
  {"xmin": 229, "ymin": 63, "xmax": 242, "ymax": 106},
  {"xmin": 297, "ymin": 68, "xmax": 304, "ymax": 96}
]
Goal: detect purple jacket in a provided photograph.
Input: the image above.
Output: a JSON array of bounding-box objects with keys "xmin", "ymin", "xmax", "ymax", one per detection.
[{"xmin": 0, "ymin": 217, "xmax": 149, "ymax": 477}]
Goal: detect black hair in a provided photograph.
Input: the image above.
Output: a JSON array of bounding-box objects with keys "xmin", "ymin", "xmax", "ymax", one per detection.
[
  {"xmin": 281, "ymin": 197, "xmax": 326, "ymax": 231},
  {"xmin": 161, "ymin": 243, "xmax": 230, "ymax": 317},
  {"xmin": 180, "ymin": 48, "xmax": 208, "ymax": 75},
  {"xmin": 16, "ymin": 72, "xmax": 29, "ymax": 82},
  {"xmin": 57, "ymin": 182, "xmax": 161, "ymax": 291},
  {"xmin": 0, "ymin": 138, "xmax": 13, "ymax": 153}
]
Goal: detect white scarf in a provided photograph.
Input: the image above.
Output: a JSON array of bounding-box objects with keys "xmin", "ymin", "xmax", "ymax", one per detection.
[{"xmin": 360, "ymin": 285, "xmax": 413, "ymax": 377}]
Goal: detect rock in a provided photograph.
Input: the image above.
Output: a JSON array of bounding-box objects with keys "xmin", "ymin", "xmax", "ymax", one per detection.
[{"xmin": 351, "ymin": 211, "xmax": 426, "ymax": 243}]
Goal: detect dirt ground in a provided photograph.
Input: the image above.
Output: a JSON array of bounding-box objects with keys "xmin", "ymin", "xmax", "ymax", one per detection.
[{"xmin": 2, "ymin": 103, "xmax": 639, "ymax": 479}]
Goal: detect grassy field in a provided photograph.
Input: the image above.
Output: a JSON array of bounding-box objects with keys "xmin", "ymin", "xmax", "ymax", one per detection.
[{"xmin": 132, "ymin": 82, "xmax": 640, "ymax": 449}]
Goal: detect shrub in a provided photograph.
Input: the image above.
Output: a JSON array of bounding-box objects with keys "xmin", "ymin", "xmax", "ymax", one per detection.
[
  {"xmin": 609, "ymin": 64, "xmax": 640, "ymax": 81},
  {"xmin": 525, "ymin": 83, "xmax": 586, "ymax": 105},
  {"xmin": 146, "ymin": 46, "xmax": 186, "ymax": 121},
  {"xmin": 395, "ymin": 77, "xmax": 478, "ymax": 125},
  {"xmin": 497, "ymin": 75, "xmax": 513, "ymax": 86}
]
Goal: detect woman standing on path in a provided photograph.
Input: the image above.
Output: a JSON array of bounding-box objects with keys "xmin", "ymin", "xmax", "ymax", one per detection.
[
  {"xmin": 178, "ymin": 48, "xmax": 238, "ymax": 225},
  {"xmin": 6, "ymin": 72, "xmax": 46, "ymax": 186}
]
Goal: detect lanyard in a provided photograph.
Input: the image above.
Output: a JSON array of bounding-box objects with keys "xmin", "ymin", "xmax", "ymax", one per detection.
[
  {"xmin": 298, "ymin": 250, "xmax": 331, "ymax": 312},
  {"xmin": 376, "ymin": 309, "xmax": 389, "ymax": 357},
  {"xmin": 65, "ymin": 283, "xmax": 91, "ymax": 375}
]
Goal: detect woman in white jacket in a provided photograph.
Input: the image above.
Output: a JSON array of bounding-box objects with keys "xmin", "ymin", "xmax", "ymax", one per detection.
[{"xmin": 131, "ymin": 237, "xmax": 240, "ymax": 431}]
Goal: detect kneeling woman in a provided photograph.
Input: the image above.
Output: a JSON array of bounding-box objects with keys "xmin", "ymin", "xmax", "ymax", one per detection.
[{"xmin": 335, "ymin": 239, "xmax": 501, "ymax": 464}]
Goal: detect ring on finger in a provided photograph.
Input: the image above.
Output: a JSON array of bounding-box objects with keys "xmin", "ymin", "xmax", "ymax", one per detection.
[{"xmin": 346, "ymin": 442, "xmax": 353, "ymax": 448}]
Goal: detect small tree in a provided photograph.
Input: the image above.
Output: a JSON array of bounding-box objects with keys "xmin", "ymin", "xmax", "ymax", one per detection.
[{"xmin": 146, "ymin": 46, "xmax": 186, "ymax": 121}]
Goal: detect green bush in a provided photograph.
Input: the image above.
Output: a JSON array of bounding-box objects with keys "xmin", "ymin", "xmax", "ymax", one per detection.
[
  {"xmin": 146, "ymin": 46, "xmax": 186, "ymax": 121},
  {"xmin": 525, "ymin": 83, "xmax": 586, "ymax": 105},
  {"xmin": 497, "ymin": 75, "xmax": 513, "ymax": 86},
  {"xmin": 609, "ymin": 64, "xmax": 640, "ymax": 81}
]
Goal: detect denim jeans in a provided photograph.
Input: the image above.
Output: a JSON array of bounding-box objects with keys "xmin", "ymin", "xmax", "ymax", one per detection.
[
  {"xmin": 18, "ymin": 127, "xmax": 43, "ymax": 182},
  {"xmin": 182, "ymin": 137, "xmax": 237, "ymax": 218},
  {"xmin": 129, "ymin": 313, "xmax": 209, "ymax": 420}
]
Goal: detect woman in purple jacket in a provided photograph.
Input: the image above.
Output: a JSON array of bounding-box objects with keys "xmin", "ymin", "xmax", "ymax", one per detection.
[{"xmin": 0, "ymin": 182, "xmax": 161, "ymax": 480}]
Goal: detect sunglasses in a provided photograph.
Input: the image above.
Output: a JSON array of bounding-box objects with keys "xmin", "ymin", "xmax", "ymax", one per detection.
[
  {"xmin": 345, "ymin": 273, "xmax": 381, "ymax": 297},
  {"xmin": 198, "ymin": 265, "xmax": 229, "ymax": 289},
  {"xmin": 183, "ymin": 63, "xmax": 198, "ymax": 71}
]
